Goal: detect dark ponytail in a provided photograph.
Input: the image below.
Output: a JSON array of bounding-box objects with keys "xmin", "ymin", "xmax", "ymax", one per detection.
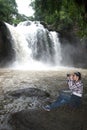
[{"xmin": 74, "ymin": 72, "xmax": 81, "ymax": 80}]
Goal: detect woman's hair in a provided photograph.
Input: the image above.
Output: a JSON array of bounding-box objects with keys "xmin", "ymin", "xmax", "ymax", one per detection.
[{"xmin": 74, "ymin": 72, "xmax": 81, "ymax": 80}]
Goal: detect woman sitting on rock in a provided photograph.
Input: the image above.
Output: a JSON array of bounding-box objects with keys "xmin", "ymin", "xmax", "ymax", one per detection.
[{"xmin": 43, "ymin": 72, "xmax": 83, "ymax": 111}]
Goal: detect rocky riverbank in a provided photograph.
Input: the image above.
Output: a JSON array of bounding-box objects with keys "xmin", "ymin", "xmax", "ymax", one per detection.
[{"xmin": 0, "ymin": 68, "xmax": 87, "ymax": 130}]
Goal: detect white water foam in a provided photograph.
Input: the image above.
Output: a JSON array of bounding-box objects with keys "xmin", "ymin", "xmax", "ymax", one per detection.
[{"xmin": 6, "ymin": 21, "xmax": 62, "ymax": 70}]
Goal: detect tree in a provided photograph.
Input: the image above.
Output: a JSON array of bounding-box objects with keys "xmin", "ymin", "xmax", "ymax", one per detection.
[
  {"xmin": 13, "ymin": 14, "xmax": 35, "ymax": 25},
  {"xmin": 31, "ymin": 0, "xmax": 87, "ymax": 37},
  {"xmin": 0, "ymin": 0, "xmax": 18, "ymax": 24}
]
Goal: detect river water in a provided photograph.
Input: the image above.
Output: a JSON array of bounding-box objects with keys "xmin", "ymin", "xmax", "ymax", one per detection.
[{"xmin": 0, "ymin": 67, "xmax": 84, "ymax": 95}]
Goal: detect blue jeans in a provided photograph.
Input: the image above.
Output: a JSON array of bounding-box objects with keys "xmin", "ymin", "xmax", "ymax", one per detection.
[
  {"xmin": 69, "ymin": 94, "xmax": 82, "ymax": 108},
  {"xmin": 48, "ymin": 93, "xmax": 82, "ymax": 110}
]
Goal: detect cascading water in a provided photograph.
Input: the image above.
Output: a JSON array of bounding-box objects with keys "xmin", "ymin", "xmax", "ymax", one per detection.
[
  {"xmin": 49, "ymin": 31, "xmax": 62, "ymax": 65},
  {"xmin": 5, "ymin": 21, "xmax": 62, "ymax": 70}
]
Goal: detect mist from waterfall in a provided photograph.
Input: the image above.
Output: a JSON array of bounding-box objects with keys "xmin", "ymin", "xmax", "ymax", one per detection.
[{"xmin": 6, "ymin": 21, "xmax": 62, "ymax": 70}]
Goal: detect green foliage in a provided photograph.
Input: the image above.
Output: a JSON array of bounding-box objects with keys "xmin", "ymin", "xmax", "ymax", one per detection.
[
  {"xmin": 0, "ymin": 0, "xmax": 18, "ymax": 24},
  {"xmin": 0, "ymin": 0, "xmax": 35, "ymax": 25},
  {"xmin": 13, "ymin": 14, "xmax": 35, "ymax": 25},
  {"xmin": 31, "ymin": 0, "xmax": 87, "ymax": 37}
]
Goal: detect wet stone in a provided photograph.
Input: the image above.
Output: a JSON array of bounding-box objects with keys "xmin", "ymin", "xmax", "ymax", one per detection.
[{"xmin": 0, "ymin": 70, "xmax": 87, "ymax": 130}]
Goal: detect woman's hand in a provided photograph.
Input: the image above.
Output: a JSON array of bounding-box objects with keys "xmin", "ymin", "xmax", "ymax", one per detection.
[{"xmin": 69, "ymin": 74, "xmax": 74, "ymax": 80}]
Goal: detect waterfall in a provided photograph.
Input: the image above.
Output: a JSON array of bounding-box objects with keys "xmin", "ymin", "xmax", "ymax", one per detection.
[
  {"xmin": 5, "ymin": 21, "xmax": 62, "ymax": 69},
  {"xmin": 49, "ymin": 32, "xmax": 62, "ymax": 65}
]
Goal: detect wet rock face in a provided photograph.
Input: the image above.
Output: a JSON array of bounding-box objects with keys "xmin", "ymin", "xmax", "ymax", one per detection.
[
  {"xmin": 0, "ymin": 21, "xmax": 15, "ymax": 66},
  {"xmin": 1, "ymin": 104, "xmax": 87, "ymax": 130},
  {"xmin": 0, "ymin": 87, "xmax": 87, "ymax": 130},
  {"xmin": 3, "ymin": 88, "xmax": 50, "ymax": 112},
  {"xmin": 0, "ymin": 88, "xmax": 51, "ymax": 129},
  {"xmin": 0, "ymin": 70, "xmax": 87, "ymax": 130},
  {"xmin": 8, "ymin": 107, "xmax": 87, "ymax": 130}
]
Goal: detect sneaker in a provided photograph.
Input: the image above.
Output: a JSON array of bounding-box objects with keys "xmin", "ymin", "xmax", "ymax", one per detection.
[{"xmin": 43, "ymin": 105, "xmax": 51, "ymax": 111}]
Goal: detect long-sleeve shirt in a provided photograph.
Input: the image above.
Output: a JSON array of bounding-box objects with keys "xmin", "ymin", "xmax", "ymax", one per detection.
[{"xmin": 67, "ymin": 80, "xmax": 83, "ymax": 97}]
